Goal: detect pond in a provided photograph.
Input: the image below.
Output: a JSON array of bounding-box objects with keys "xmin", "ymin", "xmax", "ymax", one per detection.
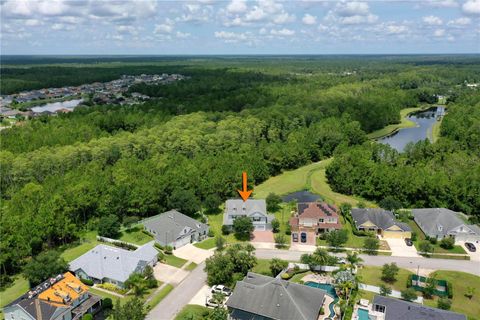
[
  {"xmin": 282, "ymin": 190, "xmax": 321, "ymax": 203},
  {"xmin": 31, "ymin": 99, "xmax": 84, "ymax": 113},
  {"xmin": 377, "ymin": 106, "xmax": 444, "ymax": 152}
]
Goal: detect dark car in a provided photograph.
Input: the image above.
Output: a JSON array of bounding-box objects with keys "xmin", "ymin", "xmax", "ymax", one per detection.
[
  {"xmin": 404, "ymin": 238, "xmax": 413, "ymax": 246},
  {"xmin": 465, "ymin": 242, "xmax": 476, "ymax": 252},
  {"xmin": 301, "ymin": 232, "xmax": 307, "ymax": 243}
]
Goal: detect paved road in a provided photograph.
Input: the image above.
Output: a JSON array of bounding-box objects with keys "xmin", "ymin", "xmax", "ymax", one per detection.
[
  {"xmin": 255, "ymin": 249, "xmax": 480, "ymax": 276},
  {"xmin": 146, "ymin": 262, "xmax": 207, "ymax": 320}
]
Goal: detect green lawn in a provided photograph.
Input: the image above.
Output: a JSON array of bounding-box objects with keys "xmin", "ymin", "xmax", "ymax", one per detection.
[
  {"xmin": 357, "ymin": 266, "xmax": 414, "ymax": 292},
  {"xmin": 0, "ymin": 276, "xmax": 29, "ymax": 308},
  {"xmin": 290, "ymin": 271, "xmax": 312, "ymax": 284},
  {"xmin": 119, "ymin": 226, "xmax": 154, "ymax": 245},
  {"xmin": 185, "ymin": 262, "xmax": 198, "ymax": 271},
  {"xmin": 367, "ymin": 107, "xmax": 423, "ymax": 140},
  {"xmin": 88, "ymin": 287, "xmax": 134, "ymax": 306},
  {"xmin": 251, "ymin": 259, "xmax": 273, "ymax": 276},
  {"xmin": 357, "ymin": 289, "xmax": 376, "ymax": 303},
  {"xmin": 193, "ymin": 238, "xmax": 216, "ymax": 250},
  {"xmin": 146, "ymin": 284, "xmax": 174, "ymax": 309},
  {"xmin": 423, "ymin": 271, "xmax": 480, "ymax": 320},
  {"xmin": 164, "ymin": 254, "xmax": 188, "ymax": 268},
  {"xmin": 60, "ymin": 231, "xmax": 100, "ymax": 262},
  {"xmin": 408, "ymin": 221, "xmax": 467, "ymax": 255},
  {"xmin": 174, "ymin": 304, "xmax": 211, "ymax": 320}
]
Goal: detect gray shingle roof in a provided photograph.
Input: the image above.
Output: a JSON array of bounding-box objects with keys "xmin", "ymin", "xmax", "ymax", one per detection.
[
  {"xmin": 68, "ymin": 242, "xmax": 157, "ymax": 283},
  {"xmin": 373, "ymin": 295, "xmax": 466, "ymax": 320},
  {"xmin": 351, "ymin": 208, "xmax": 411, "ymax": 231},
  {"xmin": 19, "ymin": 299, "xmax": 68, "ymax": 320},
  {"xmin": 226, "ymin": 272, "xmax": 325, "ymax": 320},
  {"xmin": 412, "ymin": 208, "xmax": 478, "ymax": 238},
  {"xmin": 224, "ymin": 199, "xmax": 274, "ymax": 225},
  {"xmin": 142, "ymin": 210, "xmax": 208, "ymax": 244}
]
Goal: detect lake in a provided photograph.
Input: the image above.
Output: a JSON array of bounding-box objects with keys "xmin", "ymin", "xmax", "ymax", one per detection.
[
  {"xmin": 378, "ymin": 106, "xmax": 444, "ymax": 152},
  {"xmin": 31, "ymin": 99, "xmax": 84, "ymax": 113}
]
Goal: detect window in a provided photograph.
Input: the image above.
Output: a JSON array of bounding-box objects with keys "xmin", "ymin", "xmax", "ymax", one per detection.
[
  {"xmin": 319, "ymin": 219, "xmax": 324, "ymax": 223},
  {"xmin": 253, "ymin": 217, "xmax": 262, "ymax": 222},
  {"xmin": 374, "ymin": 304, "xmax": 386, "ymax": 313}
]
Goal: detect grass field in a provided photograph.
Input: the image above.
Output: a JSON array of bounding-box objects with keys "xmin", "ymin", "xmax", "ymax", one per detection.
[
  {"xmin": 164, "ymin": 254, "xmax": 188, "ymax": 268},
  {"xmin": 174, "ymin": 304, "xmax": 211, "ymax": 320},
  {"xmin": 254, "ymin": 158, "xmax": 375, "ymax": 207},
  {"xmin": 146, "ymin": 284, "xmax": 174, "ymax": 309},
  {"xmin": 251, "ymin": 258, "xmax": 273, "ymax": 276},
  {"xmin": 194, "ymin": 238, "xmax": 216, "ymax": 250},
  {"xmin": 119, "ymin": 226, "xmax": 153, "ymax": 245},
  {"xmin": 60, "ymin": 231, "xmax": 100, "ymax": 262},
  {"xmin": 357, "ymin": 266, "xmax": 414, "ymax": 293},
  {"xmin": 423, "ymin": 271, "xmax": 480, "ymax": 320},
  {"xmin": 0, "ymin": 276, "xmax": 29, "ymax": 309},
  {"xmin": 367, "ymin": 107, "xmax": 423, "ymax": 140}
]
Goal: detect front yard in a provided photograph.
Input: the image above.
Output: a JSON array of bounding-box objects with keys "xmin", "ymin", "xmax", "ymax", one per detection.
[
  {"xmin": 408, "ymin": 221, "xmax": 467, "ymax": 254},
  {"xmin": 163, "ymin": 254, "xmax": 188, "ymax": 268}
]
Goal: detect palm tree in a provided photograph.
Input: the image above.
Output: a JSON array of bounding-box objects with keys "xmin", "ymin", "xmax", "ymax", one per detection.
[
  {"xmin": 346, "ymin": 251, "xmax": 363, "ymax": 271},
  {"xmin": 337, "ymin": 280, "xmax": 354, "ymax": 300}
]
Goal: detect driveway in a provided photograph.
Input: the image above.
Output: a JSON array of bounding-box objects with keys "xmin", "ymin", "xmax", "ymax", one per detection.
[
  {"xmin": 188, "ymin": 285, "xmax": 210, "ymax": 306},
  {"xmin": 154, "ymin": 263, "xmax": 189, "ymax": 285},
  {"xmin": 147, "ymin": 262, "xmax": 207, "ymax": 320},
  {"xmin": 384, "ymin": 238, "xmax": 419, "ymax": 257},
  {"xmin": 458, "ymin": 241, "xmax": 480, "ymax": 261},
  {"xmin": 174, "ymin": 243, "xmax": 214, "ymax": 264},
  {"xmin": 251, "ymin": 230, "xmax": 274, "ymax": 243}
]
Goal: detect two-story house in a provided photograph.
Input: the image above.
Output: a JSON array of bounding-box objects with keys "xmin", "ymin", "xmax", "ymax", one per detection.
[
  {"xmin": 290, "ymin": 202, "xmax": 342, "ymax": 244},
  {"xmin": 3, "ymin": 272, "xmax": 101, "ymax": 320},
  {"xmin": 223, "ymin": 199, "xmax": 274, "ymax": 231}
]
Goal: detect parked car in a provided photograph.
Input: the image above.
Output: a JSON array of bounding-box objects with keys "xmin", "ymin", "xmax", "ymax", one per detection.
[
  {"xmin": 301, "ymin": 232, "xmax": 307, "ymax": 243},
  {"xmin": 465, "ymin": 242, "xmax": 476, "ymax": 252},
  {"xmin": 292, "ymin": 233, "xmax": 298, "ymax": 242},
  {"xmin": 404, "ymin": 238, "xmax": 413, "ymax": 246},
  {"xmin": 205, "ymin": 296, "xmax": 221, "ymax": 308},
  {"xmin": 211, "ymin": 285, "xmax": 232, "ymax": 296}
]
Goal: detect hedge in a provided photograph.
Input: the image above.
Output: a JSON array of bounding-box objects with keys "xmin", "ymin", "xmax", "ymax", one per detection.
[
  {"xmin": 80, "ymin": 278, "xmax": 94, "ymax": 286},
  {"xmin": 446, "ymin": 281, "xmax": 453, "ymax": 299}
]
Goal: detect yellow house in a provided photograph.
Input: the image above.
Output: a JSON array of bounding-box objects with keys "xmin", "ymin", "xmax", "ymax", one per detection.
[{"xmin": 351, "ymin": 208, "xmax": 411, "ymax": 239}]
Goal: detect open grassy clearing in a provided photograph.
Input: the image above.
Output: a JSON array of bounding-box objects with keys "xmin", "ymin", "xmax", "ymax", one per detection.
[
  {"xmin": 0, "ymin": 276, "xmax": 29, "ymax": 309},
  {"xmin": 250, "ymin": 258, "xmax": 273, "ymax": 277},
  {"xmin": 367, "ymin": 107, "xmax": 423, "ymax": 140},
  {"xmin": 146, "ymin": 284, "xmax": 174, "ymax": 309},
  {"xmin": 423, "ymin": 271, "xmax": 480, "ymax": 320},
  {"xmin": 118, "ymin": 226, "xmax": 154, "ymax": 245},
  {"xmin": 194, "ymin": 238, "xmax": 216, "ymax": 250},
  {"xmin": 357, "ymin": 266, "xmax": 414, "ymax": 293}
]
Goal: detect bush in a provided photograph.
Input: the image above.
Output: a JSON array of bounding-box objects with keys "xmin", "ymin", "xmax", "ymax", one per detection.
[
  {"xmin": 222, "ymin": 225, "xmax": 230, "ymax": 235},
  {"xmin": 271, "ymin": 219, "xmax": 280, "ymax": 233},
  {"xmin": 102, "ymin": 298, "xmax": 113, "ymax": 309},
  {"xmin": 406, "ymin": 274, "xmax": 413, "ymax": 288},
  {"xmin": 142, "ymin": 229, "xmax": 153, "ymax": 237},
  {"xmin": 429, "ymin": 237, "xmax": 437, "ymax": 245},
  {"xmin": 446, "ymin": 281, "xmax": 453, "ymax": 299},
  {"xmin": 82, "ymin": 314, "xmax": 93, "ymax": 320},
  {"xmin": 274, "ymin": 234, "xmax": 287, "ymax": 248},
  {"xmin": 157, "ymin": 251, "xmax": 165, "ymax": 262},
  {"xmin": 266, "ymin": 193, "xmax": 282, "ymax": 212},
  {"xmin": 164, "ymin": 245, "xmax": 173, "ymax": 254},
  {"xmin": 410, "ymin": 231, "xmax": 417, "ymax": 241},
  {"xmin": 97, "ymin": 283, "xmax": 127, "ymax": 295},
  {"xmin": 80, "ymin": 278, "xmax": 94, "ymax": 286},
  {"xmin": 439, "ymin": 237, "xmax": 454, "ymax": 249},
  {"xmin": 215, "ymin": 236, "xmax": 226, "ymax": 251},
  {"xmin": 437, "ymin": 298, "xmax": 452, "ymax": 310},
  {"xmin": 419, "ymin": 241, "xmax": 433, "ymax": 254},
  {"xmin": 401, "ymin": 288, "xmax": 417, "ymax": 302},
  {"xmin": 154, "ymin": 242, "xmax": 164, "ymax": 251},
  {"xmin": 208, "ymin": 229, "xmax": 215, "ymax": 237},
  {"xmin": 281, "ymin": 273, "xmax": 292, "ymax": 280},
  {"xmin": 285, "ymin": 224, "xmax": 291, "ymax": 235}
]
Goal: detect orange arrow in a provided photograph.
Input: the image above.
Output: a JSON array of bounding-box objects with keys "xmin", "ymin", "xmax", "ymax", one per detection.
[{"xmin": 237, "ymin": 171, "xmax": 253, "ymax": 202}]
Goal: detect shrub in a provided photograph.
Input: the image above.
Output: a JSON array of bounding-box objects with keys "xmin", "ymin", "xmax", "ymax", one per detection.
[
  {"xmin": 222, "ymin": 225, "xmax": 230, "ymax": 235},
  {"xmin": 154, "ymin": 243, "xmax": 164, "ymax": 251},
  {"xmin": 266, "ymin": 193, "xmax": 282, "ymax": 212},
  {"xmin": 406, "ymin": 274, "xmax": 413, "ymax": 288},
  {"xmin": 285, "ymin": 224, "xmax": 291, "ymax": 235},
  {"xmin": 97, "ymin": 283, "xmax": 127, "ymax": 295},
  {"xmin": 401, "ymin": 288, "xmax": 417, "ymax": 302},
  {"xmin": 380, "ymin": 284, "xmax": 392, "ymax": 296},
  {"xmin": 208, "ymin": 229, "xmax": 215, "ymax": 237},
  {"xmin": 274, "ymin": 234, "xmax": 287, "ymax": 248},
  {"xmin": 102, "ymin": 298, "xmax": 113, "ymax": 309},
  {"xmin": 82, "ymin": 314, "xmax": 93, "ymax": 320},
  {"xmin": 419, "ymin": 241, "xmax": 433, "ymax": 254},
  {"xmin": 428, "ymin": 237, "xmax": 437, "ymax": 245},
  {"xmin": 142, "ymin": 229, "xmax": 153, "ymax": 237},
  {"xmin": 410, "ymin": 231, "xmax": 417, "ymax": 241},
  {"xmin": 437, "ymin": 298, "xmax": 452, "ymax": 310},
  {"xmin": 164, "ymin": 245, "xmax": 173, "ymax": 254},
  {"xmin": 446, "ymin": 281, "xmax": 453, "ymax": 299},
  {"xmin": 439, "ymin": 237, "xmax": 454, "ymax": 249},
  {"xmin": 271, "ymin": 219, "xmax": 280, "ymax": 233},
  {"xmin": 80, "ymin": 278, "xmax": 94, "ymax": 286},
  {"xmin": 281, "ymin": 273, "xmax": 292, "ymax": 280},
  {"xmin": 215, "ymin": 236, "xmax": 226, "ymax": 251},
  {"xmin": 157, "ymin": 251, "xmax": 165, "ymax": 262}
]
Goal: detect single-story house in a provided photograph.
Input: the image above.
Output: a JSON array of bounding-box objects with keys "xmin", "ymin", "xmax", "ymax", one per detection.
[
  {"xmin": 412, "ymin": 208, "xmax": 480, "ymax": 243},
  {"xmin": 141, "ymin": 209, "xmax": 209, "ymax": 249},
  {"xmin": 224, "ymin": 199, "xmax": 274, "ymax": 231},
  {"xmin": 3, "ymin": 272, "xmax": 101, "ymax": 320},
  {"xmin": 368, "ymin": 295, "xmax": 466, "ymax": 320},
  {"xmin": 351, "ymin": 208, "xmax": 411, "ymax": 239},
  {"xmin": 69, "ymin": 242, "xmax": 158, "ymax": 288},
  {"xmin": 226, "ymin": 272, "xmax": 326, "ymax": 320}
]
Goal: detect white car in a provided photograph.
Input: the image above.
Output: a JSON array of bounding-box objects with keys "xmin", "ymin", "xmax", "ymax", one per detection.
[
  {"xmin": 211, "ymin": 285, "xmax": 232, "ymax": 296},
  {"xmin": 205, "ymin": 296, "xmax": 221, "ymax": 308}
]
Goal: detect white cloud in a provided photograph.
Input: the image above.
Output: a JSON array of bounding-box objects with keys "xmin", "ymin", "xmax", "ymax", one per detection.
[
  {"xmin": 176, "ymin": 31, "xmax": 191, "ymax": 39},
  {"xmin": 214, "ymin": 30, "xmax": 253, "ymax": 43},
  {"xmin": 325, "ymin": 1, "xmax": 378, "ymax": 25},
  {"xmin": 462, "ymin": 0, "xmax": 480, "ymax": 15},
  {"xmin": 434, "ymin": 29, "xmax": 446, "ymax": 37},
  {"xmin": 117, "ymin": 25, "xmax": 138, "ymax": 35},
  {"xmin": 423, "ymin": 15, "xmax": 443, "ymax": 25},
  {"xmin": 24, "ymin": 19, "xmax": 42, "ymax": 27},
  {"xmin": 154, "ymin": 24, "xmax": 173, "ymax": 34},
  {"xmin": 386, "ymin": 25, "xmax": 409, "ymax": 35},
  {"xmin": 227, "ymin": 0, "xmax": 247, "ymax": 14},
  {"xmin": 336, "ymin": 1, "xmax": 370, "ymax": 17},
  {"xmin": 270, "ymin": 28, "xmax": 295, "ymax": 36},
  {"xmin": 418, "ymin": 0, "xmax": 458, "ymax": 8},
  {"xmin": 245, "ymin": 6, "xmax": 267, "ymax": 22},
  {"xmin": 273, "ymin": 12, "xmax": 295, "ymax": 24},
  {"xmin": 302, "ymin": 14, "xmax": 317, "ymax": 25},
  {"xmin": 447, "ymin": 17, "xmax": 471, "ymax": 26}
]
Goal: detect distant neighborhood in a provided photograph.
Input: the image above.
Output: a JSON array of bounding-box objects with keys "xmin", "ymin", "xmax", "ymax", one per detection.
[{"xmin": 0, "ymin": 73, "xmax": 186, "ymax": 121}]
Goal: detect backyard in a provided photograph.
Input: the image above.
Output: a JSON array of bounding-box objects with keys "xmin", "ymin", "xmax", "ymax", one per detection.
[{"xmin": 357, "ymin": 266, "xmax": 414, "ymax": 292}]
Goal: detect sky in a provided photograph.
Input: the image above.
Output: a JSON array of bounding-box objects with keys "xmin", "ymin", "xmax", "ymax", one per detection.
[{"xmin": 1, "ymin": 0, "xmax": 479, "ymax": 55}]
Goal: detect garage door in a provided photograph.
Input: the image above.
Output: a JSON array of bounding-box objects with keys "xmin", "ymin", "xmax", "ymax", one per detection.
[
  {"xmin": 174, "ymin": 235, "xmax": 191, "ymax": 249},
  {"xmin": 254, "ymin": 225, "xmax": 266, "ymax": 231}
]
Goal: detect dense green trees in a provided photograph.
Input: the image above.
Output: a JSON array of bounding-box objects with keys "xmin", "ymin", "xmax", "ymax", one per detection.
[{"xmin": 23, "ymin": 251, "xmax": 68, "ymax": 286}]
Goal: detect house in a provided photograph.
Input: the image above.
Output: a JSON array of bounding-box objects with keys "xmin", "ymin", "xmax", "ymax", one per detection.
[
  {"xmin": 412, "ymin": 208, "xmax": 480, "ymax": 243},
  {"xmin": 226, "ymin": 272, "xmax": 326, "ymax": 320},
  {"xmin": 69, "ymin": 242, "xmax": 158, "ymax": 288},
  {"xmin": 142, "ymin": 209, "xmax": 209, "ymax": 249},
  {"xmin": 351, "ymin": 208, "xmax": 411, "ymax": 239},
  {"xmin": 3, "ymin": 272, "xmax": 101, "ymax": 320},
  {"xmin": 290, "ymin": 202, "xmax": 342, "ymax": 244},
  {"xmin": 223, "ymin": 199, "xmax": 274, "ymax": 231},
  {"xmin": 366, "ymin": 295, "xmax": 466, "ymax": 320}
]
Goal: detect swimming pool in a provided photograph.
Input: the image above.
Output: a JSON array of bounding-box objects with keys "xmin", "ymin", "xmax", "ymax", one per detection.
[
  {"xmin": 357, "ymin": 308, "xmax": 370, "ymax": 320},
  {"xmin": 305, "ymin": 281, "xmax": 339, "ymax": 318}
]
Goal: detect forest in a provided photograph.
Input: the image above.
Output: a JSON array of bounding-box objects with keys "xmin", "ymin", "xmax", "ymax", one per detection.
[{"xmin": 1, "ymin": 56, "xmax": 480, "ymax": 285}]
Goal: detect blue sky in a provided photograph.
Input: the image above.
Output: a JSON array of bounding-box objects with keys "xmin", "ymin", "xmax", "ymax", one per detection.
[{"xmin": 1, "ymin": 0, "xmax": 479, "ymax": 55}]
